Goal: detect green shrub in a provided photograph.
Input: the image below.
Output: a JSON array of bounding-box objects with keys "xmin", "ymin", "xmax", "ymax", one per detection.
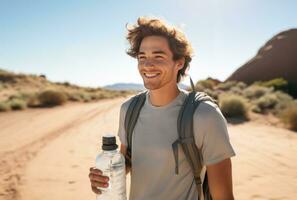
[
  {"xmin": 243, "ymin": 85, "xmax": 273, "ymax": 99},
  {"xmin": 281, "ymin": 103, "xmax": 297, "ymax": 131},
  {"xmin": 237, "ymin": 82, "xmax": 247, "ymax": 90},
  {"xmin": 229, "ymin": 86, "xmax": 243, "ymax": 95},
  {"xmin": 251, "ymin": 91, "xmax": 294, "ymax": 114},
  {"xmin": 255, "ymin": 78, "xmax": 288, "ymax": 91},
  {"xmin": 195, "ymin": 79, "xmax": 216, "ymax": 90},
  {"xmin": 0, "ymin": 102, "xmax": 10, "ymax": 112},
  {"xmin": 215, "ymin": 81, "xmax": 238, "ymax": 91},
  {"xmin": 219, "ymin": 82, "xmax": 247, "ymax": 96},
  {"xmin": 255, "ymin": 93, "xmax": 278, "ymax": 111},
  {"xmin": 251, "ymin": 104, "xmax": 262, "ymax": 113},
  {"xmin": 38, "ymin": 90, "xmax": 67, "ymax": 106},
  {"xmin": 67, "ymin": 91, "xmax": 95, "ymax": 102},
  {"xmin": 8, "ymin": 93, "xmax": 22, "ymax": 100},
  {"xmin": 204, "ymin": 89, "xmax": 219, "ymax": 100},
  {"xmin": 9, "ymin": 99, "xmax": 27, "ymax": 110},
  {"xmin": 273, "ymin": 91, "xmax": 294, "ymax": 114},
  {"xmin": 219, "ymin": 94, "xmax": 249, "ymax": 118},
  {"xmin": 8, "ymin": 92, "xmax": 36, "ymax": 102}
]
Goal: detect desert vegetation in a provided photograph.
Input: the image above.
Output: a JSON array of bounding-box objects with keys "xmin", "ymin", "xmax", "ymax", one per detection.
[
  {"xmin": 194, "ymin": 77, "xmax": 297, "ymax": 131},
  {"xmin": 0, "ymin": 68, "xmax": 133, "ymax": 111}
]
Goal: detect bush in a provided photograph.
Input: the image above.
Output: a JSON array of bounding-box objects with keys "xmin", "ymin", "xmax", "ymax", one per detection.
[
  {"xmin": 80, "ymin": 93, "xmax": 92, "ymax": 102},
  {"xmin": 243, "ymin": 85, "xmax": 273, "ymax": 99},
  {"xmin": 9, "ymin": 99, "xmax": 27, "ymax": 110},
  {"xmin": 219, "ymin": 94, "xmax": 249, "ymax": 118},
  {"xmin": 237, "ymin": 82, "xmax": 247, "ymax": 90},
  {"xmin": 251, "ymin": 104, "xmax": 262, "ymax": 113},
  {"xmin": 0, "ymin": 102, "xmax": 10, "ymax": 112},
  {"xmin": 38, "ymin": 90, "xmax": 67, "ymax": 106},
  {"xmin": 97, "ymin": 93, "xmax": 108, "ymax": 100},
  {"xmin": 27, "ymin": 96, "xmax": 41, "ymax": 107},
  {"xmin": 251, "ymin": 91, "xmax": 294, "ymax": 114},
  {"xmin": 215, "ymin": 81, "xmax": 238, "ymax": 91},
  {"xmin": 256, "ymin": 78, "xmax": 288, "ymax": 91},
  {"xmin": 255, "ymin": 93, "xmax": 278, "ymax": 112},
  {"xmin": 281, "ymin": 103, "xmax": 297, "ymax": 131},
  {"xmin": 229, "ymin": 86, "xmax": 243, "ymax": 95},
  {"xmin": 273, "ymin": 91, "xmax": 294, "ymax": 114},
  {"xmin": 90, "ymin": 93, "xmax": 100, "ymax": 100},
  {"xmin": 195, "ymin": 79, "xmax": 216, "ymax": 90},
  {"xmin": 66, "ymin": 92, "xmax": 93, "ymax": 102},
  {"xmin": 66, "ymin": 92, "xmax": 82, "ymax": 102},
  {"xmin": 203, "ymin": 89, "xmax": 219, "ymax": 100}
]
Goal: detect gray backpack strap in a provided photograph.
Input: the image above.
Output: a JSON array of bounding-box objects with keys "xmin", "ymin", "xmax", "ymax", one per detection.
[
  {"xmin": 172, "ymin": 91, "xmax": 216, "ymax": 200},
  {"xmin": 124, "ymin": 91, "xmax": 147, "ymax": 167}
]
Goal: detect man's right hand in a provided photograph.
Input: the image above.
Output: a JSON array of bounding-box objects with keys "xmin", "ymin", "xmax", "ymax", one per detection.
[{"xmin": 89, "ymin": 167, "xmax": 110, "ymax": 195}]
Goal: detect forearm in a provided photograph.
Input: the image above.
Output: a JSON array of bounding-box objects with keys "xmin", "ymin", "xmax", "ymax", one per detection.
[
  {"xmin": 207, "ymin": 158, "xmax": 234, "ymax": 200},
  {"xmin": 211, "ymin": 193, "xmax": 234, "ymax": 200},
  {"xmin": 125, "ymin": 163, "xmax": 131, "ymax": 175}
]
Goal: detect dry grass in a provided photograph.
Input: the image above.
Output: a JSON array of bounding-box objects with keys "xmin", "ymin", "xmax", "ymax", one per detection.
[
  {"xmin": 0, "ymin": 68, "xmax": 133, "ymax": 112},
  {"xmin": 9, "ymin": 99, "xmax": 27, "ymax": 110}
]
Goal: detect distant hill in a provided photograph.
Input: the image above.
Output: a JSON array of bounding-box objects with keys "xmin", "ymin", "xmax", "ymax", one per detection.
[
  {"xmin": 104, "ymin": 82, "xmax": 189, "ymax": 91},
  {"xmin": 104, "ymin": 83, "xmax": 145, "ymax": 91},
  {"xmin": 227, "ymin": 29, "xmax": 297, "ymax": 88}
]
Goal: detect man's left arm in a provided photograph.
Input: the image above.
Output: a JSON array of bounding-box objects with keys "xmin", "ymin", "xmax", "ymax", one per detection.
[
  {"xmin": 206, "ymin": 158, "xmax": 234, "ymax": 200},
  {"xmin": 193, "ymin": 102, "xmax": 236, "ymax": 200}
]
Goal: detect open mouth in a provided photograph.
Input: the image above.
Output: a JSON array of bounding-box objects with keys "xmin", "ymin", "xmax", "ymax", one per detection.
[{"xmin": 143, "ymin": 72, "xmax": 161, "ymax": 79}]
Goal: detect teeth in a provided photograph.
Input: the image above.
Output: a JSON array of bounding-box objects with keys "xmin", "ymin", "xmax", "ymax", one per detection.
[{"xmin": 144, "ymin": 73, "xmax": 159, "ymax": 78}]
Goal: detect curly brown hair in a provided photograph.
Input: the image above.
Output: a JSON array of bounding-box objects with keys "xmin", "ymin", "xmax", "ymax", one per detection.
[{"xmin": 126, "ymin": 16, "xmax": 194, "ymax": 83}]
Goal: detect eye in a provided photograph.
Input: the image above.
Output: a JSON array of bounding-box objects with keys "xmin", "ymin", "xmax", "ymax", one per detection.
[
  {"xmin": 138, "ymin": 56, "xmax": 146, "ymax": 60},
  {"xmin": 155, "ymin": 55, "xmax": 164, "ymax": 59}
]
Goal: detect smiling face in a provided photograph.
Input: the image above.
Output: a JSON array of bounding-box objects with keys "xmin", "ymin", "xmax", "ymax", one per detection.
[{"xmin": 137, "ymin": 36, "xmax": 183, "ymax": 91}]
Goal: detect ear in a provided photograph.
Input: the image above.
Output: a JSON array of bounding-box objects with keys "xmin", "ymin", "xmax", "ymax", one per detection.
[{"xmin": 175, "ymin": 57, "xmax": 185, "ymax": 70}]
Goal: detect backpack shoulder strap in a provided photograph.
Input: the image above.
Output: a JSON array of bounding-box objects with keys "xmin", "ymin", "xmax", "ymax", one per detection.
[
  {"xmin": 124, "ymin": 91, "xmax": 147, "ymax": 166},
  {"xmin": 172, "ymin": 91, "xmax": 216, "ymax": 200}
]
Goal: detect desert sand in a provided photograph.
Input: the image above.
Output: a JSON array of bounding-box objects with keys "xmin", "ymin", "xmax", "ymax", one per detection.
[{"xmin": 0, "ymin": 97, "xmax": 297, "ymax": 200}]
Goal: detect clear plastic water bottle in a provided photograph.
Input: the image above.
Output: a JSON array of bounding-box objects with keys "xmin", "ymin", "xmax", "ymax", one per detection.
[{"xmin": 95, "ymin": 134, "xmax": 127, "ymax": 200}]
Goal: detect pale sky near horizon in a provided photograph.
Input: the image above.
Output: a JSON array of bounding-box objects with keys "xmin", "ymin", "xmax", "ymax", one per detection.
[{"xmin": 0, "ymin": 0, "xmax": 296, "ymax": 87}]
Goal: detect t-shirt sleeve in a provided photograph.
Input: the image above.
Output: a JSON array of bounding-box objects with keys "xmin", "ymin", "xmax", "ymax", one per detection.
[
  {"xmin": 117, "ymin": 103, "xmax": 128, "ymax": 146},
  {"xmin": 117, "ymin": 98, "xmax": 133, "ymax": 147},
  {"xmin": 193, "ymin": 101, "xmax": 236, "ymax": 166}
]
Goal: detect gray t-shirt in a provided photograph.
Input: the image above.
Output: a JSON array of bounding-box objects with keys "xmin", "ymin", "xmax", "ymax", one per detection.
[{"xmin": 117, "ymin": 89, "xmax": 236, "ymax": 200}]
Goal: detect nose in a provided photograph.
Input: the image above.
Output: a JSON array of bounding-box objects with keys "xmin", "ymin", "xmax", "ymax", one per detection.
[{"xmin": 143, "ymin": 58, "xmax": 155, "ymax": 68}]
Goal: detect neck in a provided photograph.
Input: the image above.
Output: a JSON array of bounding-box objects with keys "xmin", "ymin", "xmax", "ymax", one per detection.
[{"xmin": 148, "ymin": 84, "xmax": 180, "ymax": 107}]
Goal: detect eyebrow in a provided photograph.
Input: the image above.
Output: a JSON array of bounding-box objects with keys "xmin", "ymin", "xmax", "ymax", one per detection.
[
  {"xmin": 138, "ymin": 50, "xmax": 167, "ymax": 56},
  {"xmin": 152, "ymin": 50, "xmax": 167, "ymax": 55}
]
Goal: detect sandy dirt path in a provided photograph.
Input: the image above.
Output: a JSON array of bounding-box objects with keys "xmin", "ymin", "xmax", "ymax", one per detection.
[{"xmin": 0, "ymin": 97, "xmax": 296, "ymax": 200}]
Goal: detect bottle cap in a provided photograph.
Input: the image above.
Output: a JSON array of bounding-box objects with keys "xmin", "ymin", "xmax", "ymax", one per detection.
[{"xmin": 102, "ymin": 134, "xmax": 118, "ymax": 151}]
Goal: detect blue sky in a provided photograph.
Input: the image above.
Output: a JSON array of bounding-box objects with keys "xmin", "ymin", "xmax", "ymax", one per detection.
[{"xmin": 0, "ymin": 0, "xmax": 296, "ymax": 87}]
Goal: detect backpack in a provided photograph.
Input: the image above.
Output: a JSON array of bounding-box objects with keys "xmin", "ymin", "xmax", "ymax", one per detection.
[{"xmin": 124, "ymin": 78, "xmax": 216, "ymax": 200}]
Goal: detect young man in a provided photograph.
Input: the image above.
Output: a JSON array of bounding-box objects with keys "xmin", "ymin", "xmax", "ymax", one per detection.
[{"xmin": 89, "ymin": 16, "xmax": 236, "ymax": 200}]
